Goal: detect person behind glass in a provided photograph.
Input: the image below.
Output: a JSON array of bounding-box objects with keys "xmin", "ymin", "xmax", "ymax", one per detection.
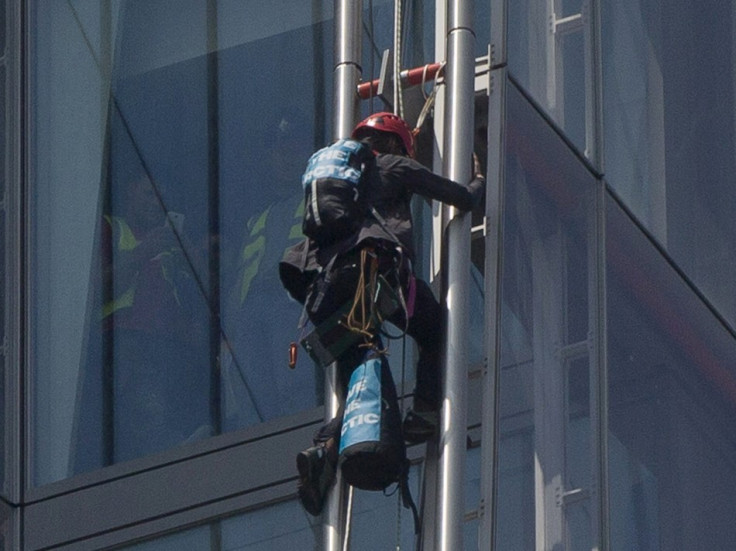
[
  {"xmin": 282, "ymin": 112, "xmax": 485, "ymax": 515},
  {"xmin": 101, "ymin": 173, "xmax": 210, "ymax": 463}
]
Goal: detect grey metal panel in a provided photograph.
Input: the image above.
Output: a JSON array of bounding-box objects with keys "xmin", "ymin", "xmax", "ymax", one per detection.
[{"xmin": 23, "ymin": 422, "xmax": 317, "ymax": 549}]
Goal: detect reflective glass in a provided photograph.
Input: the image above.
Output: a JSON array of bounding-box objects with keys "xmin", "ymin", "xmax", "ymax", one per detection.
[
  {"xmin": 29, "ymin": 0, "xmax": 442, "ymax": 487},
  {"xmin": 602, "ymin": 0, "xmax": 736, "ymax": 326},
  {"xmin": 0, "ymin": 0, "xmax": 5, "ymax": 57},
  {"xmin": 121, "ymin": 499, "xmax": 317, "ymax": 550},
  {"xmin": 606, "ymin": 197, "xmax": 736, "ymax": 549},
  {"xmin": 118, "ymin": 457, "xmax": 485, "ymax": 550},
  {"xmin": 0, "ymin": 209, "xmax": 4, "ymax": 490},
  {"xmin": 494, "ymin": 82, "xmax": 598, "ymax": 550},
  {"xmin": 30, "ymin": 2, "xmax": 333, "ymax": 485},
  {"xmin": 508, "ymin": 0, "xmax": 589, "ymax": 155},
  {"xmin": 476, "ymin": 0, "xmax": 490, "ymax": 56},
  {"xmin": 0, "ymin": 65, "xmax": 4, "ymax": 197}
]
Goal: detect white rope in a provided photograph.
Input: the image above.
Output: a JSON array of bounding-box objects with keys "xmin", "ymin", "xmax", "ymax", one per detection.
[
  {"xmin": 393, "ymin": 0, "xmax": 404, "ymax": 118},
  {"xmin": 413, "ymin": 61, "xmax": 445, "ymax": 132}
]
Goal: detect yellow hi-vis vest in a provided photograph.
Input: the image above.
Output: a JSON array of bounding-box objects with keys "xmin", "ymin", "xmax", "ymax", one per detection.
[{"xmin": 101, "ymin": 215, "xmax": 184, "ymax": 319}]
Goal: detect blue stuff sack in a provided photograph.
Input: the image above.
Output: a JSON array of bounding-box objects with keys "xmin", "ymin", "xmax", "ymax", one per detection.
[{"xmin": 339, "ymin": 354, "xmax": 405, "ymax": 491}]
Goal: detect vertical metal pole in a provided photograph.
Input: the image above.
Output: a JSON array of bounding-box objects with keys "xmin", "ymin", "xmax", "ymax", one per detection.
[
  {"xmin": 327, "ymin": 2, "xmax": 361, "ymax": 550},
  {"xmin": 333, "ymin": 1, "xmax": 362, "ymax": 140},
  {"xmin": 437, "ymin": 1, "xmax": 475, "ymax": 549},
  {"xmin": 478, "ymin": 0, "xmax": 507, "ymax": 548}
]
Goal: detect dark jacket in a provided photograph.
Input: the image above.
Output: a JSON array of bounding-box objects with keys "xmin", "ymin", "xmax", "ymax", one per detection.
[{"xmin": 279, "ymin": 153, "xmax": 485, "ymax": 303}]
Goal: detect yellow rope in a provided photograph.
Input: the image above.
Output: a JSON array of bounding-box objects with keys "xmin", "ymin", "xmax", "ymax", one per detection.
[{"xmin": 341, "ymin": 248, "xmax": 388, "ymax": 354}]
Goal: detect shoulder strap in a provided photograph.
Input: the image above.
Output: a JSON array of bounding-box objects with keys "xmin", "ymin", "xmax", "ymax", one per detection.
[{"xmin": 368, "ymin": 204, "xmax": 402, "ymax": 245}]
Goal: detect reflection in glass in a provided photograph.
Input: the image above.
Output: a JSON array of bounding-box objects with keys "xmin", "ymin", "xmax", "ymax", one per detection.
[
  {"xmin": 119, "ymin": 458, "xmax": 483, "ymax": 550},
  {"xmin": 0, "ymin": 0, "xmax": 5, "ymax": 58},
  {"xmin": 30, "ymin": 0, "xmax": 440, "ymax": 486},
  {"xmin": 495, "ymin": 84, "xmax": 597, "ymax": 550},
  {"xmin": 0, "ymin": 66, "xmax": 4, "ymax": 197},
  {"xmin": 507, "ymin": 0, "xmax": 589, "ymax": 155},
  {"xmin": 602, "ymin": 0, "xmax": 736, "ymax": 326},
  {"xmin": 30, "ymin": 2, "xmax": 333, "ymax": 484},
  {"xmin": 120, "ymin": 499, "xmax": 317, "ymax": 550},
  {"xmin": 607, "ymin": 198, "xmax": 736, "ymax": 549},
  {"xmin": 0, "ymin": 209, "xmax": 4, "ymax": 489}
]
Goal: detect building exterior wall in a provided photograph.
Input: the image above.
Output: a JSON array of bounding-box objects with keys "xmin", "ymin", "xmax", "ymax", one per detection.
[{"xmin": 1, "ymin": 1, "xmax": 735, "ymax": 549}]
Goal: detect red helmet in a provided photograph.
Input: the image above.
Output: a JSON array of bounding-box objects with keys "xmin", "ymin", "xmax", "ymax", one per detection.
[{"xmin": 352, "ymin": 112, "xmax": 415, "ymax": 158}]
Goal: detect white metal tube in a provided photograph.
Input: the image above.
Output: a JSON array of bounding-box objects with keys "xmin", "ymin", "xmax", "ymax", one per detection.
[
  {"xmin": 327, "ymin": 2, "xmax": 362, "ymax": 550},
  {"xmin": 437, "ymin": 1, "xmax": 475, "ymax": 549}
]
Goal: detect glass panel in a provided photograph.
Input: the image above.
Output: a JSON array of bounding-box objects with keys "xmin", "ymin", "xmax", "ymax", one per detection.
[
  {"xmin": 30, "ymin": 2, "xmax": 334, "ymax": 485},
  {"xmin": 560, "ymin": 31, "xmax": 586, "ymax": 152},
  {"xmin": 494, "ymin": 82, "xmax": 598, "ymax": 550},
  {"xmin": 602, "ymin": 0, "xmax": 736, "ymax": 327},
  {"xmin": 607, "ymin": 197, "xmax": 736, "ymax": 549},
  {"xmin": 118, "ymin": 457, "xmax": 485, "ymax": 549},
  {"xmin": 0, "ymin": 0, "xmax": 5, "ymax": 57},
  {"xmin": 496, "ymin": 431, "xmax": 535, "ymax": 550},
  {"xmin": 120, "ymin": 499, "xmax": 317, "ymax": 550},
  {"xmin": 0, "ymin": 209, "xmax": 4, "ymax": 491},
  {"xmin": 508, "ymin": 0, "xmax": 589, "ymax": 155},
  {"xmin": 476, "ymin": 0, "xmax": 490, "ymax": 56},
  {"xmin": 0, "ymin": 65, "xmax": 4, "ymax": 197}
]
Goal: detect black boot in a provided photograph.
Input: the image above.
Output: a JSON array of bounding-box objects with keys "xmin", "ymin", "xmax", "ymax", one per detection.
[{"xmin": 296, "ymin": 443, "xmax": 336, "ymax": 515}]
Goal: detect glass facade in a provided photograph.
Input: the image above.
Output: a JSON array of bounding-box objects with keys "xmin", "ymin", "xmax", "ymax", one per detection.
[
  {"xmin": 30, "ymin": 1, "xmax": 335, "ymax": 484},
  {"xmin": 1, "ymin": 0, "xmax": 734, "ymax": 549},
  {"xmin": 495, "ymin": 82, "xmax": 600, "ymax": 550},
  {"xmin": 602, "ymin": 0, "xmax": 736, "ymax": 328},
  {"xmin": 606, "ymin": 198, "xmax": 736, "ymax": 550},
  {"xmin": 507, "ymin": 0, "xmax": 592, "ymax": 157}
]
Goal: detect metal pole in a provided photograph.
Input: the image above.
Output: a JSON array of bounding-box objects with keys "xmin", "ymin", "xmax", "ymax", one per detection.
[
  {"xmin": 327, "ymin": 2, "xmax": 361, "ymax": 550},
  {"xmin": 478, "ymin": 0, "xmax": 507, "ymax": 548},
  {"xmin": 437, "ymin": 0, "xmax": 475, "ymax": 549}
]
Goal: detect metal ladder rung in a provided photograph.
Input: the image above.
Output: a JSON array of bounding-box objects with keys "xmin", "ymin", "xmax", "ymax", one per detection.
[{"xmin": 553, "ymin": 13, "xmax": 584, "ymax": 35}]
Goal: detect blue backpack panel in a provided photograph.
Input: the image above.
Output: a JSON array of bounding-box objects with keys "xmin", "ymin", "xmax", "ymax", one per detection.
[{"xmin": 301, "ymin": 139, "xmax": 374, "ymax": 245}]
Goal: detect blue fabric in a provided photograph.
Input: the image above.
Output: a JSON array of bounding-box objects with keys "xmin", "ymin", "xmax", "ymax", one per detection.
[
  {"xmin": 339, "ymin": 357, "xmax": 382, "ymax": 453},
  {"xmin": 301, "ymin": 139, "xmax": 366, "ymax": 188}
]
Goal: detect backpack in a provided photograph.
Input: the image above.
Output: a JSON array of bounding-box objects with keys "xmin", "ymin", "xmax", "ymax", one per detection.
[
  {"xmin": 339, "ymin": 352, "xmax": 420, "ymax": 532},
  {"xmin": 301, "ymin": 138, "xmax": 375, "ymax": 245}
]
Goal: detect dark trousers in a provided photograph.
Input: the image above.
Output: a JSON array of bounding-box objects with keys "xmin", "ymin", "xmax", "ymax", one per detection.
[{"xmin": 309, "ymin": 247, "xmax": 443, "ymax": 445}]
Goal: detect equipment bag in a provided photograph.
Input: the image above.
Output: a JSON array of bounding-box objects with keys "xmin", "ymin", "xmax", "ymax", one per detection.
[
  {"xmin": 301, "ymin": 138, "xmax": 374, "ymax": 245},
  {"xmin": 339, "ymin": 353, "xmax": 420, "ymax": 531}
]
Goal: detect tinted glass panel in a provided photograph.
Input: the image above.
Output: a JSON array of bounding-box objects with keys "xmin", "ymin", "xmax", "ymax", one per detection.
[
  {"xmin": 602, "ymin": 0, "xmax": 736, "ymax": 326},
  {"xmin": 121, "ymin": 500, "xmax": 316, "ymax": 550},
  {"xmin": 0, "ymin": 208, "xmax": 4, "ymax": 490},
  {"xmin": 0, "ymin": 66, "xmax": 4, "ymax": 197},
  {"xmin": 0, "ymin": 0, "xmax": 5, "ymax": 57},
  {"xmin": 30, "ymin": 2, "xmax": 333, "ymax": 485},
  {"xmin": 494, "ymin": 82, "xmax": 598, "ymax": 550},
  {"xmin": 508, "ymin": 0, "xmax": 589, "ymax": 155},
  {"xmin": 29, "ymin": 0, "xmax": 440, "ymax": 487},
  {"xmin": 606, "ymin": 197, "xmax": 736, "ymax": 549},
  {"xmin": 118, "ymin": 458, "xmax": 485, "ymax": 549}
]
